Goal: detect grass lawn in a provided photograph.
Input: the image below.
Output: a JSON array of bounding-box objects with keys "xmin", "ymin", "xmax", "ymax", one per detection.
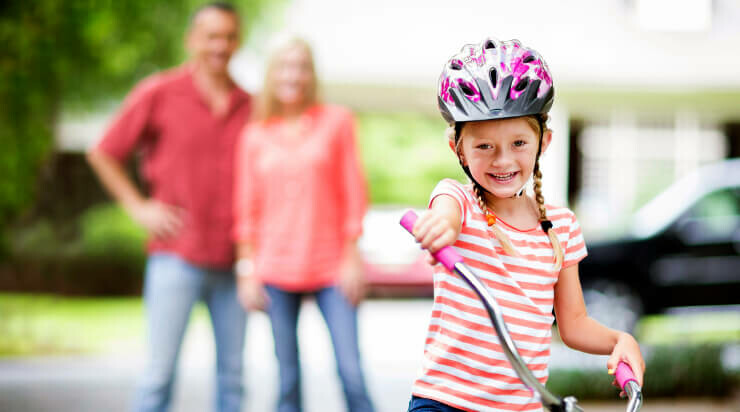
[
  {"xmin": 0, "ymin": 293, "xmax": 210, "ymax": 357},
  {"xmin": 1, "ymin": 293, "xmax": 738, "ymax": 358}
]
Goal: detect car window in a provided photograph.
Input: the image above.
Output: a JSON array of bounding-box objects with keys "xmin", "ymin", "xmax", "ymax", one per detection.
[{"xmin": 677, "ymin": 187, "xmax": 740, "ymax": 244}]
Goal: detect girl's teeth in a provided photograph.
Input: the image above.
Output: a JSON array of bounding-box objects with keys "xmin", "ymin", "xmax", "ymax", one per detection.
[{"xmin": 493, "ymin": 172, "xmax": 515, "ymax": 179}]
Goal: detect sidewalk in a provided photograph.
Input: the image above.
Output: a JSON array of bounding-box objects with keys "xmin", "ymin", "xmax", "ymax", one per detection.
[{"xmin": 0, "ymin": 299, "xmax": 737, "ymax": 412}]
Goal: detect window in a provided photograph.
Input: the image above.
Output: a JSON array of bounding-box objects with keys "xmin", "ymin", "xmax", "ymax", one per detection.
[{"xmin": 677, "ymin": 187, "xmax": 740, "ymax": 244}]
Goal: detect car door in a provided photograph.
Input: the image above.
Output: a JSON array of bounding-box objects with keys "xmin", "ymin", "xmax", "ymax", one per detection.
[{"xmin": 649, "ymin": 186, "xmax": 740, "ymax": 308}]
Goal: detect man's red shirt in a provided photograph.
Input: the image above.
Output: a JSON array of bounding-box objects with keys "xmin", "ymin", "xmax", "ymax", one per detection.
[{"xmin": 96, "ymin": 66, "xmax": 251, "ymax": 268}]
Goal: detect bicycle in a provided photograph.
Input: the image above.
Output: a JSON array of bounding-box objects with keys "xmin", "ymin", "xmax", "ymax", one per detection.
[{"xmin": 400, "ymin": 210, "xmax": 643, "ymax": 412}]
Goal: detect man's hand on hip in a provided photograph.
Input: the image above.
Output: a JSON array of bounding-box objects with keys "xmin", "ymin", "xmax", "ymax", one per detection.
[{"xmin": 131, "ymin": 200, "xmax": 184, "ymax": 240}]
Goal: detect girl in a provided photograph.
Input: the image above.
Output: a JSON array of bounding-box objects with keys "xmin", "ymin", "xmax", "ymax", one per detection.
[
  {"xmin": 408, "ymin": 37, "xmax": 645, "ymax": 412},
  {"xmin": 232, "ymin": 36, "xmax": 374, "ymax": 412}
]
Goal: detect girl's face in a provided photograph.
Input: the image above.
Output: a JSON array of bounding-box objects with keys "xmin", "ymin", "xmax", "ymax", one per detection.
[
  {"xmin": 272, "ymin": 45, "xmax": 314, "ymax": 108},
  {"xmin": 458, "ymin": 117, "xmax": 551, "ymax": 199}
]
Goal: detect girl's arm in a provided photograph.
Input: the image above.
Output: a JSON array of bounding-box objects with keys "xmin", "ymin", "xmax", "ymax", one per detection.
[
  {"xmin": 412, "ymin": 194, "xmax": 463, "ymax": 255},
  {"xmin": 554, "ymin": 264, "xmax": 645, "ymax": 385}
]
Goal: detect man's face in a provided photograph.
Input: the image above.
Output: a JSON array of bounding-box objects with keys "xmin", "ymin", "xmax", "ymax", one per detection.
[{"xmin": 186, "ymin": 8, "xmax": 240, "ymax": 74}]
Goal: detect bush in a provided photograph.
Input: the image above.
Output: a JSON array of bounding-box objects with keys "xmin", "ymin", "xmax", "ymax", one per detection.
[
  {"xmin": 547, "ymin": 344, "xmax": 738, "ymax": 400},
  {"xmin": 1, "ymin": 203, "xmax": 146, "ymax": 295}
]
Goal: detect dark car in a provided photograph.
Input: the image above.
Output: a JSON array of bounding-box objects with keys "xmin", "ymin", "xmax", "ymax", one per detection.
[{"xmin": 579, "ymin": 159, "xmax": 740, "ymax": 331}]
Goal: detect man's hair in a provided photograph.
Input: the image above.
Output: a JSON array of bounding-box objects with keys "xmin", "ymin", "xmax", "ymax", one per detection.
[{"xmin": 189, "ymin": 2, "xmax": 239, "ymax": 24}]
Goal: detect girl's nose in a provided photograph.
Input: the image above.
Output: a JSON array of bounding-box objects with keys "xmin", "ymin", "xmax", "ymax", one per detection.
[{"xmin": 490, "ymin": 148, "xmax": 512, "ymax": 168}]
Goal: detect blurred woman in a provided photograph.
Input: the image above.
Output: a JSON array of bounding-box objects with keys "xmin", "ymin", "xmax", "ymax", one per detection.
[{"xmin": 233, "ymin": 36, "xmax": 375, "ymax": 412}]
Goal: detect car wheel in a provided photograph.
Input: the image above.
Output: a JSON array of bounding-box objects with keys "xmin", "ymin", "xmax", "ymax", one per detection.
[{"xmin": 582, "ymin": 280, "xmax": 644, "ymax": 333}]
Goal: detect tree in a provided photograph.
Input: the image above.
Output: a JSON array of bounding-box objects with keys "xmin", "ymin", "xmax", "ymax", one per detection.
[{"xmin": 0, "ymin": 0, "xmax": 275, "ymax": 254}]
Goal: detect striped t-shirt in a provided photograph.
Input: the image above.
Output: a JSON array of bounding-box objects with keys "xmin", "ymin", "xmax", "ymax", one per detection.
[{"xmin": 412, "ymin": 179, "xmax": 588, "ymax": 412}]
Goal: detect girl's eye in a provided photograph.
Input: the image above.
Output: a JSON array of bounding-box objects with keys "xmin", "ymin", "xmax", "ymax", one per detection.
[
  {"xmin": 513, "ymin": 140, "xmax": 526, "ymax": 148},
  {"xmin": 476, "ymin": 144, "xmax": 492, "ymax": 150}
]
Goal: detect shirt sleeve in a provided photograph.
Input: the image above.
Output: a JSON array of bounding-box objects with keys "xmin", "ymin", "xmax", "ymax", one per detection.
[
  {"xmin": 429, "ymin": 179, "xmax": 469, "ymax": 225},
  {"xmin": 94, "ymin": 76, "xmax": 159, "ymax": 161},
  {"xmin": 562, "ymin": 209, "xmax": 588, "ymax": 268},
  {"xmin": 336, "ymin": 110, "xmax": 368, "ymax": 240},
  {"xmin": 232, "ymin": 125, "xmax": 261, "ymax": 243}
]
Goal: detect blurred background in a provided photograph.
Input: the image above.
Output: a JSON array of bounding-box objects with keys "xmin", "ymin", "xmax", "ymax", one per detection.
[{"xmin": 1, "ymin": 0, "xmax": 739, "ymax": 411}]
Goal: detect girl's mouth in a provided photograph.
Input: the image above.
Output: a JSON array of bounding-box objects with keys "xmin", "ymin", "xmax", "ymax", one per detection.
[{"xmin": 487, "ymin": 171, "xmax": 519, "ymax": 184}]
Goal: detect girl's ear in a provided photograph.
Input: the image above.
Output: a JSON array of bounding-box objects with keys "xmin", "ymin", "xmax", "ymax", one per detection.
[
  {"xmin": 450, "ymin": 140, "xmax": 467, "ymax": 165},
  {"xmin": 539, "ymin": 129, "xmax": 553, "ymax": 155}
]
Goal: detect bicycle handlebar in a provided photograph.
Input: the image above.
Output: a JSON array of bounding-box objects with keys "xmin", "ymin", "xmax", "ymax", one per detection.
[
  {"xmin": 400, "ymin": 210, "xmax": 642, "ymax": 412},
  {"xmin": 399, "ymin": 211, "xmax": 463, "ymax": 271}
]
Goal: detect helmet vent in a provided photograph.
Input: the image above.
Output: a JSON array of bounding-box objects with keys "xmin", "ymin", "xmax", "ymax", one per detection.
[
  {"xmin": 450, "ymin": 59, "xmax": 463, "ymax": 70},
  {"xmin": 489, "ymin": 68, "xmax": 497, "ymax": 86},
  {"xmin": 514, "ymin": 77, "xmax": 529, "ymax": 92},
  {"xmin": 523, "ymin": 55, "xmax": 535, "ymax": 63},
  {"xmin": 484, "ymin": 40, "xmax": 496, "ymax": 50},
  {"xmin": 459, "ymin": 82, "xmax": 476, "ymax": 96}
]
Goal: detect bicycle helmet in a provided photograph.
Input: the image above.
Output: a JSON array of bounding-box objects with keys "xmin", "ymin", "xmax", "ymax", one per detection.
[{"xmin": 437, "ymin": 37, "xmax": 554, "ymax": 124}]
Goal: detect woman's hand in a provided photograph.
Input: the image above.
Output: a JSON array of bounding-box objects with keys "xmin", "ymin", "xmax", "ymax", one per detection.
[
  {"xmin": 130, "ymin": 199, "xmax": 184, "ymax": 240},
  {"xmin": 339, "ymin": 242, "xmax": 366, "ymax": 306},
  {"xmin": 607, "ymin": 332, "xmax": 645, "ymax": 396},
  {"xmin": 412, "ymin": 207, "xmax": 459, "ymax": 264},
  {"xmin": 236, "ymin": 276, "xmax": 269, "ymax": 312}
]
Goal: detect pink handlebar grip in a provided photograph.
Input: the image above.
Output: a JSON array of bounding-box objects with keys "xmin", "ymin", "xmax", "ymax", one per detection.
[
  {"xmin": 615, "ymin": 361, "xmax": 638, "ymax": 389},
  {"xmin": 399, "ymin": 210, "xmax": 464, "ymax": 272}
]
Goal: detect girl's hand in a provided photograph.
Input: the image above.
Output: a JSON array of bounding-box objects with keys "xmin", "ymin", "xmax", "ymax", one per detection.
[
  {"xmin": 607, "ymin": 332, "xmax": 645, "ymax": 397},
  {"xmin": 236, "ymin": 276, "xmax": 269, "ymax": 312},
  {"xmin": 412, "ymin": 209, "xmax": 458, "ymax": 261}
]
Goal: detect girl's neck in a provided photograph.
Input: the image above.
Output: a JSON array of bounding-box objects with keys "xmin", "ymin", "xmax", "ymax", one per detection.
[
  {"xmin": 484, "ymin": 193, "xmax": 527, "ymax": 215},
  {"xmin": 483, "ymin": 191, "xmax": 539, "ymax": 228}
]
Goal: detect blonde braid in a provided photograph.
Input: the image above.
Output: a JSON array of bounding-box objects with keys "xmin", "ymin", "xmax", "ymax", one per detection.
[
  {"xmin": 532, "ymin": 156, "xmax": 564, "ymax": 271},
  {"xmin": 473, "ymin": 182, "xmax": 520, "ymax": 257}
]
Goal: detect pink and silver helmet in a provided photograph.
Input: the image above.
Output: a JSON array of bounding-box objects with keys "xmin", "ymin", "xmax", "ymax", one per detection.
[{"xmin": 438, "ymin": 37, "xmax": 554, "ymax": 124}]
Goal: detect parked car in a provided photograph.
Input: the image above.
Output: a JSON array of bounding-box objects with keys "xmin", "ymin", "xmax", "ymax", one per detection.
[
  {"xmin": 579, "ymin": 159, "xmax": 740, "ymax": 331},
  {"xmin": 359, "ymin": 208, "xmax": 433, "ymax": 298}
]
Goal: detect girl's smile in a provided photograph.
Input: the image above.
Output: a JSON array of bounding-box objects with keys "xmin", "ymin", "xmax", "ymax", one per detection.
[{"xmin": 487, "ymin": 171, "xmax": 520, "ymax": 184}]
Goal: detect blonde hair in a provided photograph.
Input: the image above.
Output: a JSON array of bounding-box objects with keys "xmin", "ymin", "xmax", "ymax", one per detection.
[
  {"xmin": 450, "ymin": 115, "xmax": 564, "ymax": 271},
  {"xmin": 254, "ymin": 36, "xmax": 319, "ymax": 121}
]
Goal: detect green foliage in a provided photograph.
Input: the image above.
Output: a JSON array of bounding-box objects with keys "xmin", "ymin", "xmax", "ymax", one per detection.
[
  {"xmin": 356, "ymin": 112, "xmax": 467, "ymax": 206},
  {"xmin": 0, "ymin": 0, "xmax": 276, "ymax": 254},
  {"xmin": 547, "ymin": 344, "xmax": 737, "ymax": 400},
  {"xmin": 78, "ymin": 203, "xmax": 147, "ymax": 259},
  {"xmin": 5, "ymin": 203, "xmax": 147, "ymax": 295},
  {"xmin": 642, "ymin": 344, "xmax": 733, "ymax": 397},
  {"xmin": 12, "ymin": 203, "xmax": 145, "ymax": 262}
]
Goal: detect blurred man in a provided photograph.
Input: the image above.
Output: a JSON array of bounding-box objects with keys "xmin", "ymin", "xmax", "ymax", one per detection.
[{"xmin": 87, "ymin": 3, "xmax": 250, "ymax": 411}]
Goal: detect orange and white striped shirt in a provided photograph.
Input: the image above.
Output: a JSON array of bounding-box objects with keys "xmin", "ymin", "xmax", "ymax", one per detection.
[{"xmin": 412, "ymin": 179, "xmax": 588, "ymax": 412}]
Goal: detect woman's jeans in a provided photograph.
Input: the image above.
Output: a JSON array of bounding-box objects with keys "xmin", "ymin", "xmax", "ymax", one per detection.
[
  {"xmin": 133, "ymin": 253, "xmax": 247, "ymax": 412},
  {"xmin": 265, "ymin": 284, "xmax": 374, "ymax": 412}
]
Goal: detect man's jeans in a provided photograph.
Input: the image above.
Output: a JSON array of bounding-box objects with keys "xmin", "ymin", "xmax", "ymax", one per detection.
[
  {"xmin": 264, "ymin": 285, "xmax": 375, "ymax": 412},
  {"xmin": 133, "ymin": 253, "xmax": 247, "ymax": 412}
]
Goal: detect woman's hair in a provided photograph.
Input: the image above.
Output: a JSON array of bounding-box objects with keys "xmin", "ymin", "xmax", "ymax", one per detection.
[
  {"xmin": 450, "ymin": 115, "xmax": 564, "ymax": 270},
  {"xmin": 254, "ymin": 36, "xmax": 319, "ymax": 121}
]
